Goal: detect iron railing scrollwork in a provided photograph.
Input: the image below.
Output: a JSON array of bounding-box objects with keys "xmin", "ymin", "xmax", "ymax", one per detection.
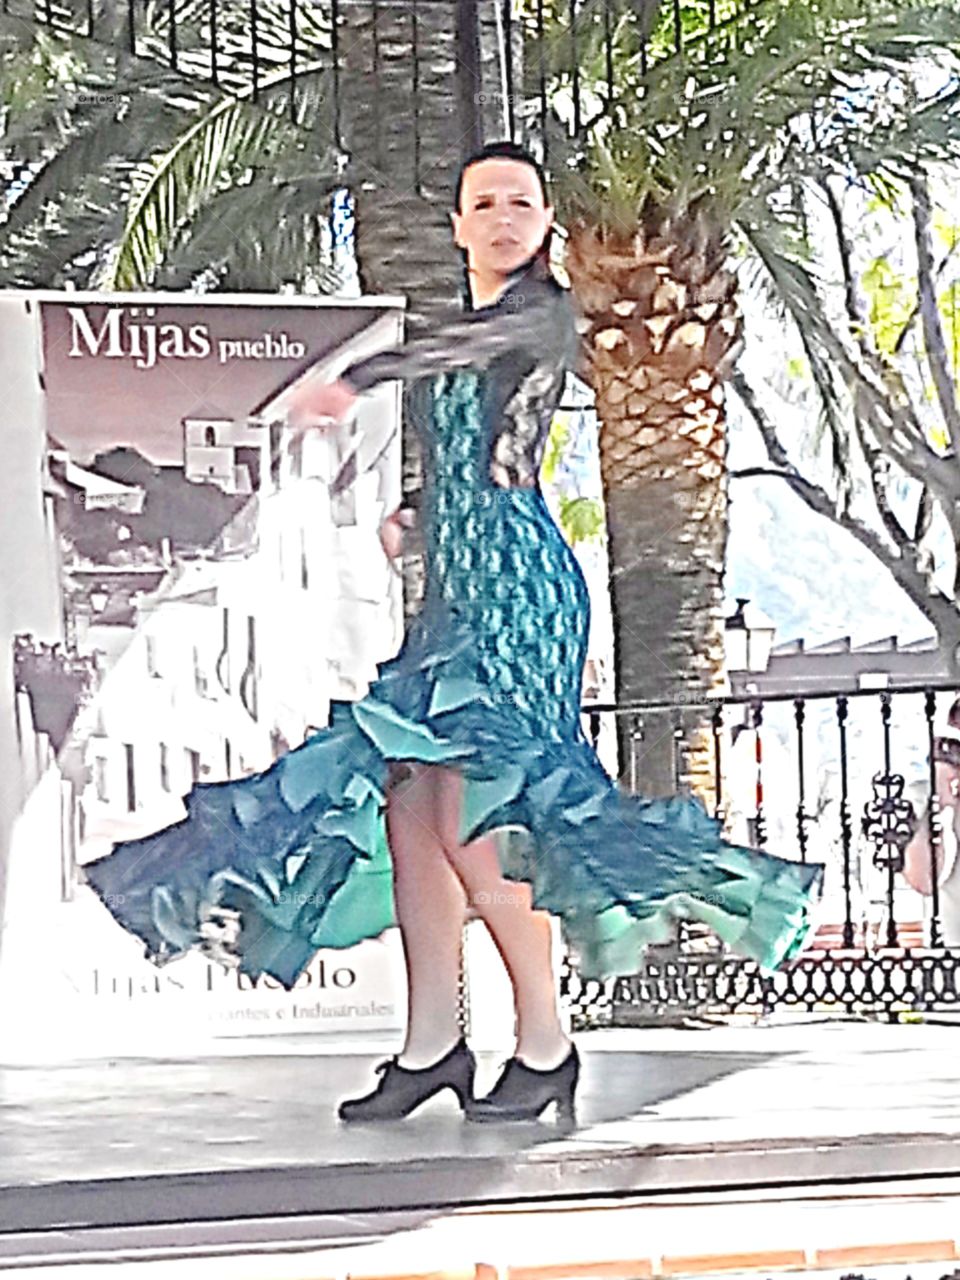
[
  {"xmin": 560, "ymin": 950, "xmax": 960, "ymax": 1029},
  {"xmin": 862, "ymin": 771, "xmax": 913, "ymax": 948},
  {"xmin": 563, "ymin": 680, "xmax": 960, "ymax": 1027}
]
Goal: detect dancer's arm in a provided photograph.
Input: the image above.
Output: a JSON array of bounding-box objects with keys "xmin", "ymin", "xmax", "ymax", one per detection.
[
  {"xmin": 284, "ymin": 275, "xmax": 577, "ymax": 431},
  {"xmin": 340, "ymin": 277, "xmax": 577, "ymax": 393}
]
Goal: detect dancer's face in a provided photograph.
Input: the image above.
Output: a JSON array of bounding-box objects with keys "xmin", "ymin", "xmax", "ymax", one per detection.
[{"xmin": 451, "ymin": 158, "xmax": 554, "ymax": 285}]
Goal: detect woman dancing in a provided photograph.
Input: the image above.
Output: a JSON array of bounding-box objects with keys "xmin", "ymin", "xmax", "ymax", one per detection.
[{"xmin": 83, "ymin": 140, "xmax": 823, "ymax": 1124}]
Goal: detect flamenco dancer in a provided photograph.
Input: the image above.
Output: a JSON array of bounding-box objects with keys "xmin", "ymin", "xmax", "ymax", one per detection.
[{"xmin": 83, "ymin": 140, "xmax": 823, "ymax": 1124}]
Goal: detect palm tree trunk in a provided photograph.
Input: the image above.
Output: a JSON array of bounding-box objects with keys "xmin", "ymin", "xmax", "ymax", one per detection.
[
  {"xmin": 339, "ymin": 0, "xmax": 512, "ymax": 616},
  {"xmin": 566, "ymin": 209, "xmax": 742, "ymax": 807}
]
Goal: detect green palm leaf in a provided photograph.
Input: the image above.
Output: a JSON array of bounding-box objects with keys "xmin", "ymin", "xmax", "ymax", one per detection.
[
  {"xmin": 2, "ymin": 15, "xmax": 347, "ymax": 291},
  {"xmin": 103, "ymin": 62, "xmax": 340, "ymax": 289},
  {"xmin": 550, "ymin": 0, "xmax": 960, "ymax": 230},
  {"xmin": 0, "ymin": 24, "xmax": 233, "ymax": 287},
  {"xmin": 150, "ymin": 165, "xmax": 346, "ymax": 291},
  {"xmin": 104, "ymin": 97, "xmax": 275, "ymax": 288}
]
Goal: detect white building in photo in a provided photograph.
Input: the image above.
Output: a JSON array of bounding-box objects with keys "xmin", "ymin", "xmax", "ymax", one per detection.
[
  {"xmin": 183, "ymin": 404, "xmax": 268, "ymax": 496},
  {"xmin": 47, "ymin": 440, "xmax": 146, "ymax": 515}
]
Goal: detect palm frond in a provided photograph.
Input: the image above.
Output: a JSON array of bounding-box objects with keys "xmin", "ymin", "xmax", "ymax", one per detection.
[
  {"xmin": 1, "ymin": 169, "xmax": 126, "ymax": 287},
  {"xmin": 0, "ymin": 77, "xmax": 227, "ymax": 285},
  {"xmin": 742, "ymin": 217, "xmax": 856, "ymax": 500},
  {"xmin": 552, "ymin": 0, "xmax": 960, "ymax": 229},
  {"xmin": 103, "ymin": 99, "xmax": 268, "ymax": 287},
  {"xmin": 103, "ymin": 62, "xmax": 340, "ymax": 289},
  {"xmin": 151, "ymin": 167, "xmax": 346, "ymax": 292},
  {"xmin": 2, "ymin": 77, "xmax": 208, "ymax": 222},
  {"xmin": 1, "ymin": 13, "xmax": 345, "ymax": 291},
  {"xmin": 821, "ymin": 77, "xmax": 960, "ymax": 180}
]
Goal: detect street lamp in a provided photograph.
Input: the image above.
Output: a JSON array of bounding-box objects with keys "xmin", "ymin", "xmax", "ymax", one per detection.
[
  {"xmin": 725, "ymin": 597, "xmax": 777, "ymax": 673},
  {"xmin": 725, "ymin": 598, "xmax": 777, "ymax": 852}
]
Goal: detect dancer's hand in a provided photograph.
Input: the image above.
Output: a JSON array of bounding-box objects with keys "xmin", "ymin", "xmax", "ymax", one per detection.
[
  {"xmin": 286, "ymin": 376, "xmax": 358, "ymax": 436},
  {"xmin": 379, "ymin": 506, "xmax": 416, "ymax": 559}
]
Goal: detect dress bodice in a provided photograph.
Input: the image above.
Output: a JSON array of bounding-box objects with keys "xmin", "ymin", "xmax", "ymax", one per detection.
[{"xmin": 340, "ymin": 258, "xmax": 580, "ymax": 496}]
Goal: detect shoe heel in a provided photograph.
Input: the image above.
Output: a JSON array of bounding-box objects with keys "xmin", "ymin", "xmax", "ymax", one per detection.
[
  {"xmin": 555, "ymin": 1091, "xmax": 576, "ymax": 1124},
  {"xmin": 554, "ymin": 1054, "xmax": 579, "ymax": 1124},
  {"xmin": 451, "ymin": 1059, "xmax": 477, "ymax": 1112}
]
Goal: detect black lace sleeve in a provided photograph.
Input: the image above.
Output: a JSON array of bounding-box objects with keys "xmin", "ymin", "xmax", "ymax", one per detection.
[{"xmin": 340, "ymin": 273, "xmax": 576, "ymax": 393}]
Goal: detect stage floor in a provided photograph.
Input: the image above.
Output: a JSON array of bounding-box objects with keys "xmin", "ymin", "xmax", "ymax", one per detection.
[{"xmin": 2, "ymin": 1022, "xmax": 960, "ymax": 1270}]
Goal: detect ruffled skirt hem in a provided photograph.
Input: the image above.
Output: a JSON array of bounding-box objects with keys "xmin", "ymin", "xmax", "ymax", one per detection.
[{"xmin": 82, "ymin": 611, "xmax": 824, "ymax": 990}]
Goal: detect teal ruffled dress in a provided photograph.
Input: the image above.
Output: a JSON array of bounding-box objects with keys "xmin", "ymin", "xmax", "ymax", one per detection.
[{"xmin": 82, "ymin": 257, "xmax": 823, "ymax": 989}]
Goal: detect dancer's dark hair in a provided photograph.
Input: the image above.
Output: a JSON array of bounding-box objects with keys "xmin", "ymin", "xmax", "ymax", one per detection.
[{"xmin": 453, "ymin": 140, "xmax": 555, "ymax": 310}]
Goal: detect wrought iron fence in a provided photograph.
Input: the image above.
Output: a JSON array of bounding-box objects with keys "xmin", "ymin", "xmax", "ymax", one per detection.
[
  {"xmin": 8, "ymin": 0, "xmax": 766, "ymax": 168},
  {"xmin": 560, "ymin": 682, "xmax": 960, "ymax": 1027}
]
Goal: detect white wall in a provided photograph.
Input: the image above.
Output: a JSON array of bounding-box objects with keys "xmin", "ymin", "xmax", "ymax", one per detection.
[{"xmin": 0, "ymin": 296, "xmax": 64, "ymax": 960}]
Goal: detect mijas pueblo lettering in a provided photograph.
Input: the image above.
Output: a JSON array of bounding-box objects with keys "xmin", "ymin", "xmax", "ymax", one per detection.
[
  {"xmin": 66, "ymin": 305, "xmax": 306, "ymax": 370},
  {"xmin": 90, "ymin": 957, "xmax": 359, "ymax": 996}
]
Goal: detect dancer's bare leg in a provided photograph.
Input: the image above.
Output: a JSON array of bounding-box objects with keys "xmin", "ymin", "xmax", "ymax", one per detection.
[
  {"xmin": 385, "ymin": 761, "xmax": 467, "ymax": 1068},
  {"xmin": 430, "ymin": 764, "xmax": 571, "ymax": 1070}
]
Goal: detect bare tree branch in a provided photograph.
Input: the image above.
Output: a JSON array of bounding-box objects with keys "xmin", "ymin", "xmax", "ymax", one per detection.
[
  {"xmin": 821, "ymin": 304, "xmax": 959, "ymax": 501},
  {"xmin": 822, "ymin": 178, "xmax": 869, "ymax": 355},
  {"xmin": 731, "ymin": 372, "xmax": 960, "ymax": 646},
  {"xmin": 892, "ymin": 235, "xmax": 960, "ymax": 356},
  {"xmin": 914, "ymin": 484, "xmax": 933, "ymax": 543},
  {"xmin": 910, "ymin": 172, "xmax": 960, "ymax": 472},
  {"xmin": 808, "ymin": 241, "xmax": 960, "ymax": 511},
  {"xmin": 819, "ymin": 176, "xmax": 954, "ymax": 538}
]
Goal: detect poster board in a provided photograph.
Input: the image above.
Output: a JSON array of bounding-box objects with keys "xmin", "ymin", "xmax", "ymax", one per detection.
[{"xmin": 0, "ymin": 290, "xmax": 415, "ymax": 1058}]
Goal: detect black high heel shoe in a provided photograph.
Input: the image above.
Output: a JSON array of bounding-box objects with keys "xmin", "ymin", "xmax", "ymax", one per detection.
[
  {"xmin": 337, "ymin": 1038, "xmax": 476, "ymax": 1122},
  {"xmin": 465, "ymin": 1043, "xmax": 580, "ymax": 1124}
]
